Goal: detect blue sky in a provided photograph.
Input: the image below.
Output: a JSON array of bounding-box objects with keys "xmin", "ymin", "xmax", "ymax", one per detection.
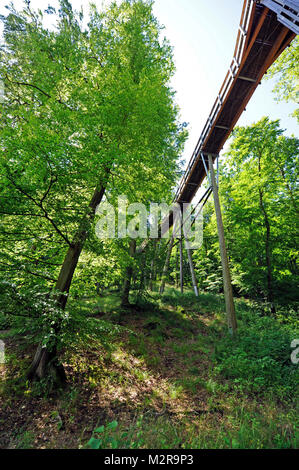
[
  {"xmin": 151, "ymin": 0, "xmax": 298, "ymax": 161},
  {"xmin": 1, "ymin": 0, "xmax": 298, "ymax": 167}
]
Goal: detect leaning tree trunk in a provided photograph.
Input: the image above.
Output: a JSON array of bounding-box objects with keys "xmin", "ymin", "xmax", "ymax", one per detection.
[
  {"xmin": 121, "ymin": 240, "xmax": 136, "ymax": 307},
  {"xmin": 27, "ymin": 184, "xmax": 107, "ymax": 384}
]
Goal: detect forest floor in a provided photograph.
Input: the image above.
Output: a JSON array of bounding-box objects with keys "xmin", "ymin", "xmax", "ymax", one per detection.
[{"xmin": 0, "ymin": 287, "xmax": 298, "ymax": 449}]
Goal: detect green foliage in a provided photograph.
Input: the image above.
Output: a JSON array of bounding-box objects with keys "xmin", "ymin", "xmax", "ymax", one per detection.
[
  {"xmin": 192, "ymin": 118, "xmax": 298, "ymax": 303},
  {"xmin": 160, "ymin": 287, "xmax": 224, "ymax": 315},
  {"xmin": 215, "ymin": 311, "xmax": 299, "ymax": 398},
  {"xmin": 12, "ymin": 429, "xmax": 35, "ymax": 449},
  {"xmin": 0, "ymin": 0, "xmax": 186, "ymax": 363},
  {"xmin": 87, "ymin": 417, "xmax": 144, "ymax": 449},
  {"xmin": 87, "ymin": 421, "xmax": 119, "ymax": 449},
  {"xmin": 85, "ymin": 408, "xmax": 298, "ymax": 449},
  {"xmin": 0, "ymin": 0, "xmax": 298, "ymax": 451},
  {"xmin": 186, "ymin": 408, "xmax": 298, "ymax": 449},
  {"xmin": 266, "ymin": 37, "xmax": 299, "ymax": 121},
  {"xmin": 0, "ymin": 279, "xmax": 123, "ymax": 351},
  {"xmin": 0, "ymin": 311, "xmax": 11, "ymax": 330},
  {"xmin": 2, "ymin": 289, "xmax": 298, "ymax": 449}
]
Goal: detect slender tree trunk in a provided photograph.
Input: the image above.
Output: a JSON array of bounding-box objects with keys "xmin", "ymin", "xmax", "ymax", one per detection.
[
  {"xmin": 153, "ymin": 240, "xmax": 161, "ymax": 283},
  {"xmin": 149, "ymin": 258, "xmax": 155, "ymax": 291},
  {"xmin": 257, "ymin": 155, "xmax": 275, "ymax": 312},
  {"xmin": 27, "ymin": 183, "xmax": 107, "ymax": 383},
  {"xmin": 160, "ymin": 235, "xmax": 174, "ymax": 295},
  {"xmin": 138, "ymin": 251, "xmax": 146, "ymax": 292},
  {"xmin": 185, "ymin": 239, "xmax": 199, "ymax": 296},
  {"xmin": 278, "ymin": 165, "xmax": 298, "ymax": 216},
  {"xmin": 121, "ymin": 239, "xmax": 136, "ymax": 307}
]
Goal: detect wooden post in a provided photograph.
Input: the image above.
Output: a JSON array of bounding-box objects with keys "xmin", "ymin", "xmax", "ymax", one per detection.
[
  {"xmin": 208, "ymin": 155, "xmax": 237, "ymax": 334},
  {"xmin": 159, "ymin": 234, "xmax": 174, "ymax": 295},
  {"xmin": 179, "ymin": 234, "xmax": 184, "ymax": 294},
  {"xmin": 185, "ymin": 235, "xmax": 199, "ymax": 297},
  {"xmin": 175, "ymin": 245, "xmax": 179, "ymax": 289},
  {"xmin": 138, "ymin": 251, "xmax": 146, "ymax": 291}
]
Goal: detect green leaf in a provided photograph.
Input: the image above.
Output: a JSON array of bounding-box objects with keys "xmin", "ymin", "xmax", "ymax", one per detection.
[
  {"xmin": 111, "ymin": 438, "xmax": 118, "ymax": 449},
  {"xmin": 107, "ymin": 420, "xmax": 118, "ymax": 430},
  {"xmin": 88, "ymin": 437, "xmax": 102, "ymax": 449},
  {"xmin": 95, "ymin": 426, "xmax": 105, "ymax": 433}
]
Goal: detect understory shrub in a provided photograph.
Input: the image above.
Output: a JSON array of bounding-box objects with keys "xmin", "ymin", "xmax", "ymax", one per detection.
[{"xmin": 214, "ymin": 314, "xmax": 299, "ymax": 398}]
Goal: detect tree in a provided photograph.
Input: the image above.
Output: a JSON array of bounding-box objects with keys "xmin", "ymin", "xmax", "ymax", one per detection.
[
  {"xmin": 192, "ymin": 118, "xmax": 298, "ymax": 306},
  {"xmin": 0, "ymin": 0, "xmax": 186, "ymax": 382},
  {"xmin": 266, "ymin": 36, "xmax": 299, "ymax": 122},
  {"xmin": 220, "ymin": 118, "xmax": 298, "ymax": 305}
]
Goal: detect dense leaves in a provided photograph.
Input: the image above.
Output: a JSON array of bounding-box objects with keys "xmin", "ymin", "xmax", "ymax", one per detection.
[
  {"xmin": 0, "ymin": 0, "xmax": 186, "ymax": 357},
  {"xmin": 266, "ymin": 36, "xmax": 299, "ymax": 122},
  {"xmin": 187, "ymin": 118, "xmax": 298, "ymax": 304}
]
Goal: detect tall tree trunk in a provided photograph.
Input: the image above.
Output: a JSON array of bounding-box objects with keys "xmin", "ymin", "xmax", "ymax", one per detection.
[
  {"xmin": 257, "ymin": 155, "xmax": 275, "ymax": 311},
  {"xmin": 149, "ymin": 240, "xmax": 158, "ymax": 292},
  {"xmin": 160, "ymin": 235, "xmax": 174, "ymax": 295},
  {"xmin": 27, "ymin": 183, "xmax": 107, "ymax": 383},
  {"xmin": 121, "ymin": 239, "xmax": 136, "ymax": 307},
  {"xmin": 149, "ymin": 257, "xmax": 155, "ymax": 291},
  {"xmin": 278, "ymin": 165, "xmax": 298, "ymax": 216},
  {"xmin": 138, "ymin": 251, "xmax": 146, "ymax": 292},
  {"xmin": 259, "ymin": 188, "xmax": 275, "ymax": 309},
  {"xmin": 152, "ymin": 240, "xmax": 160, "ymax": 283}
]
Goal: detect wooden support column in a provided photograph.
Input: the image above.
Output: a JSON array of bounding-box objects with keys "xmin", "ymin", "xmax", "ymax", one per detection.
[
  {"xmin": 185, "ymin": 235, "xmax": 199, "ymax": 297},
  {"xmin": 175, "ymin": 245, "xmax": 179, "ymax": 289},
  {"xmin": 149, "ymin": 257, "xmax": 154, "ymax": 291},
  {"xmin": 159, "ymin": 234, "xmax": 174, "ymax": 295},
  {"xmin": 179, "ymin": 226, "xmax": 184, "ymax": 294},
  {"xmin": 208, "ymin": 155, "xmax": 237, "ymax": 335}
]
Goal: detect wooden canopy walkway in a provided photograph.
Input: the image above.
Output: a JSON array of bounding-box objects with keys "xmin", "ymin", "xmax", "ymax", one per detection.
[
  {"xmin": 174, "ymin": 0, "xmax": 298, "ymax": 207},
  {"xmin": 157, "ymin": 1, "xmax": 298, "ymax": 333}
]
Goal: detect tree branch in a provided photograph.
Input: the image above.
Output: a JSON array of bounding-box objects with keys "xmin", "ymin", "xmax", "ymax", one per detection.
[{"xmin": 6, "ymin": 174, "xmax": 72, "ymax": 246}]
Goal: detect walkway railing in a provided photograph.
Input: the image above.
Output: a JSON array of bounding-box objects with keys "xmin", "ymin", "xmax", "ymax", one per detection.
[{"xmin": 174, "ymin": 0, "xmax": 255, "ymax": 201}]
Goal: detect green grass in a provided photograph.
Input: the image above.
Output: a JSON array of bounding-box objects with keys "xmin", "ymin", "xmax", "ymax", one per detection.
[
  {"xmin": 86, "ymin": 406, "xmax": 299, "ymax": 449},
  {"xmin": 2, "ymin": 286, "xmax": 298, "ymax": 449},
  {"xmin": 69, "ymin": 292, "xmax": 121, "ymax": 316}
]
